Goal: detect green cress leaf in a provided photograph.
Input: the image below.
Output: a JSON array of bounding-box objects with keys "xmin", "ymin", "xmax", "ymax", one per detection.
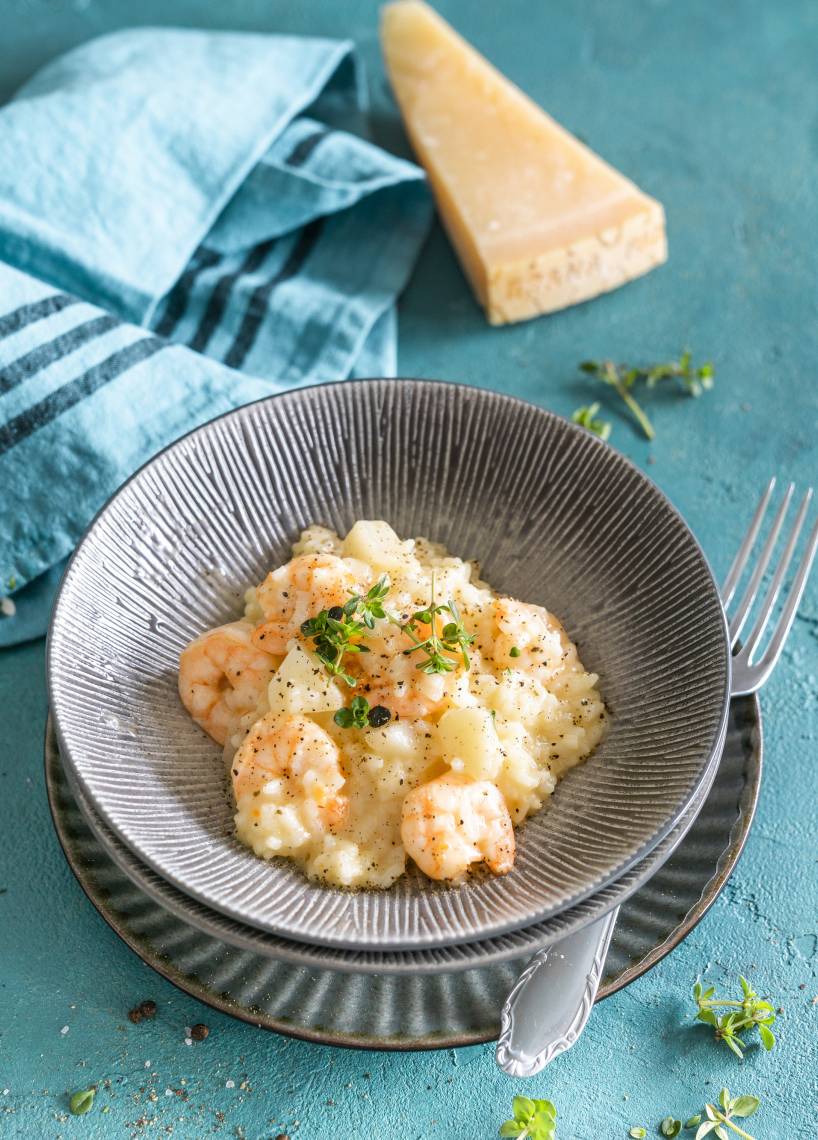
[
  {"xmin": 629, "ymin": 1129, "xmax": 647, "ymax": 1139},
  {"xmin": 69, "ymin": 1088, "xmax": 96, "ymax": 1115},
  {"xmin": 730, "ymin": 1097, "xmax": 760, "ymax": 1119},
  {"xmin": 695, "ymin": 1124, "xmax": 718, "ymax": 1139},
  {"xmin": 757, "ymin": 1023, "xmax": 775, "ymax": 1050},
  {"xmin": 660, "ymin": 1119, "xmax": 682, "ymax": 1137},
  {"xmin": 513, "ymin": 1096, "xmax": 536, "ymax": 1121},
  {"xmin": 499, "ymin": 1123, "xmax": 521, "ymax": 1138},
  {"xmin": 719, "ymin": 1090, "xmax": 730, "ymax": 1112},
  {"xmin": 571, "ymin": 402, "xmax": 612, "ymax": 440},
  {"xmin": 685, "ymin": 1117, "xmax": 702, "ymax": 1129},
  {"xmin": 713, "ymin": 1128, "xmax": 728, "ymax": 1140}
]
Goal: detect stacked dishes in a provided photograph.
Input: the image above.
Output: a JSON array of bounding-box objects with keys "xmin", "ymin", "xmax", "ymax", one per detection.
[{"xmin": 47, "ymin": 380, "xmax": 739, "ymax": 1046}]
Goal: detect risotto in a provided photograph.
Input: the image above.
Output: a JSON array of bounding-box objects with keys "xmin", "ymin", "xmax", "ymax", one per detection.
[{"xmin": 178, "ymin": 521, "xmax": 606, "ymax": 888}]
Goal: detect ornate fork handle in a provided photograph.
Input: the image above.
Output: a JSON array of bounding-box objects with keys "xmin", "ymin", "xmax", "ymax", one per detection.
[
  {"xmin": 496, "ymin": 479, "xmax": 818, "ymax": 1078},
  {"xmin": 495, "ymin": 908, "xmax": 618, "ymax": 1077}
]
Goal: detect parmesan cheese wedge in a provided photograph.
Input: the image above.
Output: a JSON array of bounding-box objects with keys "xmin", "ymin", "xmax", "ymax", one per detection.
[{"xmin": 381, "ymin": 0, "xmax": 668, "ymax": 324}]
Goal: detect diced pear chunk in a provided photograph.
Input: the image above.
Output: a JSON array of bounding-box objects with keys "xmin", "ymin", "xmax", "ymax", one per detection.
[
  {"xmin": 436, "ymin": 706, "xmax": 503, "ymax": 780},
  {"xmin": 267, "ymin": 644, "xmax": 343, "ymax": 714},
  {"xmin": 342, "ymin": 520, "xmax": 406, "ymax": 571}
]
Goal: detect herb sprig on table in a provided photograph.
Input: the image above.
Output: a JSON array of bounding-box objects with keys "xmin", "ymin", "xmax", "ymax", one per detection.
[
  {"xmin": 628, "ymin": 1091, "xmax": 762, "ymax": 1140},
  {"xmin": 499, "ymin": 1096, "xmax": 557, "ymax": 1140},
  {"xmin": 576, "ymin": 351, "xmax": 714, "ymax": 440},
  {"xmin": 696, "ymin": 1088, "xmax": 761, "ymax": 1139},
  {"xmin": 693, "ymin": 975, "xmax": 776, "ymax": 1057}
]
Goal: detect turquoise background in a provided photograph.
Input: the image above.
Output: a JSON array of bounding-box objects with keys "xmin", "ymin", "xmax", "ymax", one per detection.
[{"xmin": 1, "ymin": 1, "xmax": 816, "ymax": 1137}]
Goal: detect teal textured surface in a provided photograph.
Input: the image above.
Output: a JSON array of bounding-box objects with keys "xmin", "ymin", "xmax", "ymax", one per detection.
[{"xmin": 1, "ymin": 1, "xmax": 817, "ymax": 1138}]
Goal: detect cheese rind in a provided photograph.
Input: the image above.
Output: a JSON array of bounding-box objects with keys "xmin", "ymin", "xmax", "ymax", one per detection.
[{"xmin": 381, "ymin": 0, "xmax": 668, "ymax": 324}]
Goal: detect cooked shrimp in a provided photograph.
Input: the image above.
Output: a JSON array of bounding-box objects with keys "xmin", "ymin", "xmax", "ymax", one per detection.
[
  {"xmin": 251, "ymin": 553, "xmax": 364, "ymax": 654},
  {"xmin": 492, "ymin": 596, "xmax": 569, "ymax": 676},
  {"xmin": 179, "ymin": 621, "xmax": 278, "ymax": 746},
  {"xmin": 231, "ymin": 711, "xmax": 347, "ymax": 827},
  {"xmin": 400, "ymin": 772, "xmax": 515, "ymax": 881},
  {"xmin": 356, "ymin": 620, "xmax": 458, "ymax": 718}
]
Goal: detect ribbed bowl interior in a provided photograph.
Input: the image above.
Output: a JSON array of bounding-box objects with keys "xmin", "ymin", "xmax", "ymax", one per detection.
[{"xmin": 48, "ymin": 380, "xmax": 730, "ymax": 949}]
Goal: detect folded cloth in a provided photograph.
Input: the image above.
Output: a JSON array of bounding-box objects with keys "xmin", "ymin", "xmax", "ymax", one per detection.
[{"xmin": 0, "ymin": 28, "xmax": 432, "ymax": 646}]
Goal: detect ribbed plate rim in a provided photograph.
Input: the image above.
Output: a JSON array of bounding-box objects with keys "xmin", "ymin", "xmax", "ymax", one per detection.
[{"xmin": 45, "ymin": 696, "xmax": 762, "ymax": 1048}]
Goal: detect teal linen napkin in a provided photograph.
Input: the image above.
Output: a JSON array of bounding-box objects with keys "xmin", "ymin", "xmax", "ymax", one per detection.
[{"xmin": 0, "ymin": 28, "xmax": 432, "ymax": 646}]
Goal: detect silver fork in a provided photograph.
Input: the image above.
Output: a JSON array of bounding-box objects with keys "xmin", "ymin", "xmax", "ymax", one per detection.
[
  {"xmin": 723, "ymin": 478, "xmax": 818, "ymax": 693},
  {"xmin": 496, "ymin": 478, "xmax": 818, "ymax": 1078}
]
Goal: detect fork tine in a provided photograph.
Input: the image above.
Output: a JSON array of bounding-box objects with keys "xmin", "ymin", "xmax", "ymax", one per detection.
[
  {"xmin": 753, "ymin": 509, "xmax": 818, "ymax": 685},
  {"xmin": 728, "ymin": 482, "xmax": 794, "ymax": 646},
  {"xmin": 721, "ymin": 477, "xmax": 776, "ymax": 608},
  {"xmin": 742, "ymin": 488, "xmax": 813, "ymax": 660}
]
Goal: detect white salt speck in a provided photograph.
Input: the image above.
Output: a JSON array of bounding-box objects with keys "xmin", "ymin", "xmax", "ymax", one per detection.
[
  {"xmin": 144, "ymin": 1061, "xmax": 151, "ymax": 1069},
  {"xmin": 165, "ymin": 1090, "xmax": 173, "ymax": 1098},
  {"xmin": 2, "ymin": 1089, "xmax": 9, "ymax": 1095},
  {"xmin": 225, "ymin": 1080, "xmax": 235, "ymax": 1089},
  {"xmin": 60, "ymin": 1026, "xmax": 69, "ymax": 1036},
  {"xmin": 0, "ymin": 598, "xmax": 16, "ymax": 618},
  {"xmin": 184, "ymin": 1038, "xmax": 193, "ymax": 1047}
]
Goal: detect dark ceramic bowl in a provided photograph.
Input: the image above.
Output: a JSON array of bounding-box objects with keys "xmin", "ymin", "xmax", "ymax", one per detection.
[{"xmin": 48, "ymin": 380, "xmax": 731, "ymax": 950}]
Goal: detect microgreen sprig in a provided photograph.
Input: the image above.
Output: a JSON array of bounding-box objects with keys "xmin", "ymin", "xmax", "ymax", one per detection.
[
  {"xmin": 579, "ymin": 351, "xmax": 714, "ymax": 440},
  {"xmin": 349, "ymin": 575, "xmax": 391, "ymax": 629},
  {"xmin": 693, "ymin": 976, "xmax": 776, "ymax": 1057},
  {"xmin": 300, "ymin": 576, "xmax": 390, "ymax": 687},
  {"xmin": 660, "ymin": 1118, "xmax": 682, "ymax": 1137},
  {"xmin": 571, "ymin": 401, "xmax": 612, "ymax": 441},
  {"xmin": 401, "ymin": 576, "xmax": 475, "ymax": 674},
  {"xmin": 499, "ymin": 1095, "xmax": 557, "ymax": 1140},
  {"xmin": 334, "ymin": 695, "xmax": 391, "ymax": 730},
  {"xmin": 696, "ymin": 1088, "xmax": 761, "ymax": 1140}
]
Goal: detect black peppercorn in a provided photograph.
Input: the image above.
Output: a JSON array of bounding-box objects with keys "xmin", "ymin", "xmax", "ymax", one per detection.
[{"xmin": 367, "ymin": 704, "xmax": 391, "ymax": 728}]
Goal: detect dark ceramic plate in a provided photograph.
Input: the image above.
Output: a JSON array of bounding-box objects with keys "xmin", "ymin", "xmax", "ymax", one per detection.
[
  {"xmin": 49, "ymin": 380, "xmax": 731, "ymax": 949},
  {"xmin": 46, "ymin": 696, "xmax": 761, "ymax": 1048}
]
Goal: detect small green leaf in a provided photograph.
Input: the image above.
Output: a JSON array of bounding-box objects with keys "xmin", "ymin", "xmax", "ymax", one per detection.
[
  {"xmin": 629, "ymin": 1128, "xmax": 647, "ymax": 1139},
  {"xmin": 660, "ymin": 1118, "xmax": 682, "ymax": 1137},
  {"xmin": 696, "ymin": 1009, "xmax": 718, "ymax": 1027},
  {"xmin": 512, "ymin": 1096, "xmax": 536, "ymax": 1122},
  {"xmin": 69, "ymin": 1088, "xmax": 96, "ymax": 1116},
  {"xmin": 718, "ymin": 1089, "xmax": 730, "ymax": 1112},
  {"xmin": 499, "ymin": 1123, "xmax": 521, "ymax": 1138},
  {"xmin": 684, "ymin": 1116, "xmax": 702, "ymax": 1129},
  {"xmin": 758, "ymin": 1023, "xmax": 775, "ymax": 1050},
  {"xmin": 731, "ymin": 1096, "xmax": 760, "ymax": 1118},
  {"xmin": 724, "ymin": 1034, "xmax": 745, "ymax": 1059},
  {"xmin": 531, "ymin": 1100, "xmax": 556, "ymax": 1122},
  {"xmin": 738, "ymin": 975, "xmax": 752, "ymax": 997},
  {"xmin": 695, "ymin": 1123, "xmax": 718, "ymax": 1139},
  {"xmin": 713, "ymin": 1127, "xmax": 728, "ymax": 1140},
  {"xmin": 704, "ymin": 1106, "xmax": 717, "ymax": 1122},
  {"xmin": 693, "ymin": 981, "xmax": 703, "ymax": 1001}
]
